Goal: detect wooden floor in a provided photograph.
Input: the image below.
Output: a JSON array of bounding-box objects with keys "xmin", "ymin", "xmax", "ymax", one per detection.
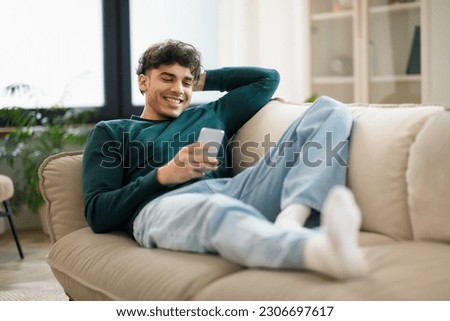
[{"xmin": 0, "ymin": 229, "xmax": 61, "ymax": 292}]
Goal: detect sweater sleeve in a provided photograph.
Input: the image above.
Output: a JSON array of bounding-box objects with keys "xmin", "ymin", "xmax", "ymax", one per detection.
[
  {"xmin": 82, "ymin": 123, "xmax": 166, "ymax": 233},
  {"xmin": 204, "ymin": 67, "xmax": 280, "ymax": 135}
]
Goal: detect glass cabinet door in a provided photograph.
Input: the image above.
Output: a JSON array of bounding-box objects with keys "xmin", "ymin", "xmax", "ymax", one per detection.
[
  {"xmin": 368, "ymin": 0, "xmax": 421, "ymax": 103},
  {"xmin": 310, "ymin": 0, "xmax": 356, "ymax": 103}
]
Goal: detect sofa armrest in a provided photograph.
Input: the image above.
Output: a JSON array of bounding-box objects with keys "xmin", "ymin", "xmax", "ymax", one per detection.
[{"xmin": 38, "ymin": 150, "xmax": 87, "ymax": 244}]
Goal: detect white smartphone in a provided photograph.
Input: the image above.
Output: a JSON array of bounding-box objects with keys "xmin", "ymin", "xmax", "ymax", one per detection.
[{"xmin": 197, "ymin": 127, "xmax": 225, "ymax": 158}]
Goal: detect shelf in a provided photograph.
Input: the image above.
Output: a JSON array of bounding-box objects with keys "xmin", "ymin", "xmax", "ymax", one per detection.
[
  {"xmin": 371, "ymin": 75, "xmax": 421, "ymax": 83},
  {"xmin": 311, "ymin": 10, "xmax": 353, "ymax": 22},
  {"xmin": 308, "ymin": 0, "xmax": 428, "ymax": 104},
  {"xmin": 313, "ymin": 76, "xmax": 354, "ymax": 84},
  {"xmin": 370, "ymin": 2, "xmax": 420, "ymax": 15}
]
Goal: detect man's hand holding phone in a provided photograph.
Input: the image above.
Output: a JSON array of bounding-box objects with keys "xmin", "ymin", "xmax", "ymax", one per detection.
[{"xmin": 156, "ymin": 128, "xmax": 224, "ymax": 185}]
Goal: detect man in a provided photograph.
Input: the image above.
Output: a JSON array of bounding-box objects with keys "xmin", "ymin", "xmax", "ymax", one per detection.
[{"xmin": 83, "ymin": 39, "xmax": 367, "ymax": 280}]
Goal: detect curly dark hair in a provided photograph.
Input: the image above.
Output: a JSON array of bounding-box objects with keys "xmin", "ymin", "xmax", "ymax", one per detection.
[{"xmin": 136, "ymin": 39, "xmax": 203, "ymax": 84}]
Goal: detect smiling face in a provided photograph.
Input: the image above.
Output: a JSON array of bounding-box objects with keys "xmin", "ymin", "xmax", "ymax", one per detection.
[{"xmin": 139, "ymin": 63, "xmax": 194, "ymax": 120}]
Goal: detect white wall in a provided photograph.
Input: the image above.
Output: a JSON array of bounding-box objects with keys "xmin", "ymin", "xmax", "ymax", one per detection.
[
  {"xmin": 427, "ymin": 0, "xmax": 450, "ymax": 106},
  {"xmin": 217, "ymin": 0, "xmax": 310, "ymax": 103}
]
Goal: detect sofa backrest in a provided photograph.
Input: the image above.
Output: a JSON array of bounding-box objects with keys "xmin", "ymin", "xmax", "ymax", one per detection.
[
  {"xmin": 233, "ymin": 99, "xmax": 450, "ymax": 242},
  {"xmin": 38, "ymin": 99, "xmax": 450, "ymax": 244}
]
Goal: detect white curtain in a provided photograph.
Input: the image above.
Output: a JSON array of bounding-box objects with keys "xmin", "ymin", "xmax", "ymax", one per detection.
[{"xmin": 217, "ymin": 0, "xmax": 310, "ymax": 103}]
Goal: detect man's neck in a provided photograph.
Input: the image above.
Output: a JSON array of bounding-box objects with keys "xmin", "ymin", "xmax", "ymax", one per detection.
[{"xmin": 140, "ymin": 108, "xmax": 167, "ymax": 121}]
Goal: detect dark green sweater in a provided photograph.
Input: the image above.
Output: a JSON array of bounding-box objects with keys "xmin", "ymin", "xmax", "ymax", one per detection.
[{"xmin": 82, "ymin": 67, "xmax": 280, "ymax": 236}]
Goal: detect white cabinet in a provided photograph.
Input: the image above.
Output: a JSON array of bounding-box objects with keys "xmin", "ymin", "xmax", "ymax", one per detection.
[
  {"xmin": 308, "ymin": 0, "xmax": 357, "ymax": 103},
  {"xmin": 367, "ymin": 1, "xmax": 421, "ymax": 104},
  {"xmin": 307, "ymin": 0, "xmax": 448, "ymax": 105}
]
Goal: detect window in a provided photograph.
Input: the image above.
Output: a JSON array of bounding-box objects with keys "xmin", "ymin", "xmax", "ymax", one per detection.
[
  {"xmin": 0, "ymin": 0, "xmax": 221, "ymax": 120},
  {"xmin": 0, "ymin": 0, "xmax": 104, "ymax": 109}
]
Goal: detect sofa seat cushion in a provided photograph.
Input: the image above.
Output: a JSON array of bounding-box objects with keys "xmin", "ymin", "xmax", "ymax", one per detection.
[
  {"xmin": 192, "ymin": 241, "xmax": 450, "ymax": 300},
  {"xmin": 47, "ymin": 228, "xmax": 242, "ymax": 300},
  {"xmin": 49, "ymin": 235, "xmax": 450, "ymax": 302}
]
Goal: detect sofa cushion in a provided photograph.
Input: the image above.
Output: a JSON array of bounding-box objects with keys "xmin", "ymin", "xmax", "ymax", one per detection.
[
  {"xmin": 232, "ymin": 99, "xmax": 309, "ymax": 173},
  {"xmin": 192, "ymin": 241, "xmax": 450, "ymax": 300},
  {"xmin": 47, "ymin": 228, "xmax": 242, "ymax": 300},
  {"xmin": 47, "ymin": 228, "xmax": 398, "ymax": 301},
  {"xmin": 347, "ymin": 106, "xmax": 443, "ymax": 240},
  {"xmin": 407, "ymin": 111, "xmax": 450, "ymax": 242}
]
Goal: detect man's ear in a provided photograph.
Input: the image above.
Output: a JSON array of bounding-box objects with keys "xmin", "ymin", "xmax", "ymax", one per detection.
[{"xmin": 138, "ymin": 74, "xmax": 148, "ymax": 93}]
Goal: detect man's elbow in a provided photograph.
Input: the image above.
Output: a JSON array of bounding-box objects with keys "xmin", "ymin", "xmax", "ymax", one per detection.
[
  {"xmin": 264, "ymin": 69, "xmax": 281, "ymax": 90},
  {"xmin": 265, "ymin": 68, "xmax": 280, "ymax": 83},
  {"xmin": 85, "ymin": 206, "xmax": 110, "ymax": 234}
]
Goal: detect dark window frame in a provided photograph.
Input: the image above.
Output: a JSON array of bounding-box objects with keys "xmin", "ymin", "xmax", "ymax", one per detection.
[{"xmin": 101, "ymin": 0, "xmax": 137, "ymax": 121}]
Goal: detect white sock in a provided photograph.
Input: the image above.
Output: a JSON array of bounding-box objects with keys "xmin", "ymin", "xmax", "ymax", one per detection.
[
  {"xmin": 303, "ymin": 186, "xmax": 368, "ymax": 280},
  {"xmin": 274, "ymin": 203, "xmax": 312, "ymax": 233}
]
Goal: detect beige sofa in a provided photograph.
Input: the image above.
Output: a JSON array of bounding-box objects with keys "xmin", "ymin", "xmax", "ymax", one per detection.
[{"xmin": 38, "ymin": 99, "xmax": 450, "ymax": 300}]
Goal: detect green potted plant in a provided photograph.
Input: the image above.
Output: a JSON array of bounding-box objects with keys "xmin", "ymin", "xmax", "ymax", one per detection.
[{"xmin": 0, "ymin": 84, "xmax": 95, "ymax": 232}]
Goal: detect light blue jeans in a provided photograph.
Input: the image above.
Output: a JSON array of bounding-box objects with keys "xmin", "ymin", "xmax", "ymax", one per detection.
[{"xmin": 133, "ymin": 96, "xmax": 353, "ymax": 269}]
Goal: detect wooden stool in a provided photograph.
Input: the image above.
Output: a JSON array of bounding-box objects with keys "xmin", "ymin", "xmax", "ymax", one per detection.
[{"xmin": 0, "ymin": 174, "xmax": 24, "ymax": 259}]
